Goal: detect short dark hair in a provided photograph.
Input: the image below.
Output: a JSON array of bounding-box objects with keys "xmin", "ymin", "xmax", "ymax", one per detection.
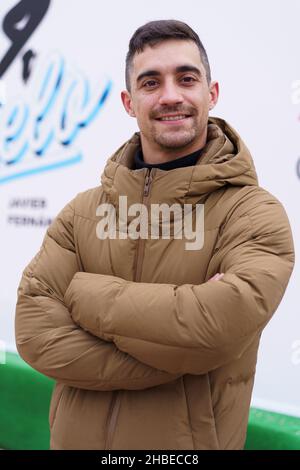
[{"xmin": 125, "ymin": 19, "xmax": 211, "ymax": 91}]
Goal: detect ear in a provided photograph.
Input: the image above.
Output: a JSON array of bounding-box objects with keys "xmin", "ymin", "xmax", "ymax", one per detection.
[
  {"xmin": 208, "ymin": 81, "xmax": 219, "ymax": 111},
  {"xmin": 121, "ymin": 90, "xmax": 136, "ymax": 117}
]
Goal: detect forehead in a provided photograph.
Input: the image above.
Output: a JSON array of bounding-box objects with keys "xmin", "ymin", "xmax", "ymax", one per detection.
[{"xmin": 131, "ymin": 39, "xmax": 204, "ymax": 77}]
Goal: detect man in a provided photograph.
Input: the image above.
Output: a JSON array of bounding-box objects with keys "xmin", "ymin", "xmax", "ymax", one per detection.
[{"xmin": 15, "ymin": 20, "xmax": 294, "ymax": 450}]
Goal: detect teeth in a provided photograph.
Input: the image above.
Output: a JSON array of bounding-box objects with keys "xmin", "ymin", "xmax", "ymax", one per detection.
[{"xmin": 160, "ymin": 115, "xmax": 187, "ymax": 121}]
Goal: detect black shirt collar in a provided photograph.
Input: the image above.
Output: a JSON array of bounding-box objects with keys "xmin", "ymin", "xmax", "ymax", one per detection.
[{"xmin": 133, "ymin": 147, "xmax": 203, "ymax": 171}]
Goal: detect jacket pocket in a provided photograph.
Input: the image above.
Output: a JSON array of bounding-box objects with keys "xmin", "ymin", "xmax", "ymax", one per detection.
[{"xmin": 49, "ymin": 382, "xmax": 65, "ymax": 429}]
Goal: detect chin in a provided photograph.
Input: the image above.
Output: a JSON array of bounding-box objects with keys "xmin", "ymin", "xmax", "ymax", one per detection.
[{"xmin": 155, "ymin": 133, "xmax": 196, "ymax": 150}]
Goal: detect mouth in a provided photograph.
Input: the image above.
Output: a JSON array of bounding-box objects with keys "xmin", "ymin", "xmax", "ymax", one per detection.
[{"xmin": 155, "ymin": 114, "xmax": 192, "ymax": 123}]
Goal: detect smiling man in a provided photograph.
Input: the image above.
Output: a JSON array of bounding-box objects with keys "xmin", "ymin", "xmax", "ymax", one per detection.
[
  {"xmin": 121, "ymin": 36, "xmax": 218, "ymax": 162},
  {"xmin": 15, "ymin": 20, "xmax": 294, "ymax": 450}
]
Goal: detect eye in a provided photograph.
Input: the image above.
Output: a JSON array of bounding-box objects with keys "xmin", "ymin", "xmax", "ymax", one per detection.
[
  {"xmin": 142, "ymin": 79, "xmax": 159, "ymax": 88},
  {"xmin": 181, "ymin": 76, "xmax": 197, "ymax": 84}
]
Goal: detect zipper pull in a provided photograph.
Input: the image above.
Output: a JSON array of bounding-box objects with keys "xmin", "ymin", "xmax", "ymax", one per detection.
[{"xmin": 144, "ymin": 170, "xmax": 151, "ymax": 196}]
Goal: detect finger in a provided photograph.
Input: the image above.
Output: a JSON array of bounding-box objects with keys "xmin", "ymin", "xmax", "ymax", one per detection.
[{"xmin": 209, "ymin": 273, "xmax": 224, "ymax": 281}]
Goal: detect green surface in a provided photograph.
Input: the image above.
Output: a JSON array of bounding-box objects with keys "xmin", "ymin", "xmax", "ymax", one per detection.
[
  {"xmin": 0, "ymin": 352, "xmax": 54, "ymax": 450},
  {"xmin": 245, "ymin": 408, "xmax": 300, "ymax": 450},
  {"xmin": 0, "ymin": 352, "xmax": 299, "ymax": 450}
]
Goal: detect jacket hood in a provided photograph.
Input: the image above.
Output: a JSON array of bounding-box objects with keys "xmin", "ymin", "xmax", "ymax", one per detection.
[{"xmin": 101, "ymin": 117, "xmax": 258, "ymax": 205}]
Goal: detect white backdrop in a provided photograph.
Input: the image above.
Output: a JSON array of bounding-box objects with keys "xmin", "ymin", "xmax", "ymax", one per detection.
[{"xmin": 0, "ymin": 0, "xmax": 299, "ymax": 417}]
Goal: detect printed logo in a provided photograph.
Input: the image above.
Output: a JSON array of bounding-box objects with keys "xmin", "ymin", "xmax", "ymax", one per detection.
[
  {"xmin": 0, "ymin": 0, "xmax": 51, "ymax": 80},
  {"xmin": 0, "ymin": 0, "xmax": 112, "ymax": 184}
]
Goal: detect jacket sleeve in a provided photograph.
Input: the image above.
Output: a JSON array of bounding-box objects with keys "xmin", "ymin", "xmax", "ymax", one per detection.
[
  {"xmin": 15, "ymin": 198, "xmax": 182, "ymax": 391},
  {"xmin": 65, "ymin": 191, "xmax": 295, "ymax": 375}
]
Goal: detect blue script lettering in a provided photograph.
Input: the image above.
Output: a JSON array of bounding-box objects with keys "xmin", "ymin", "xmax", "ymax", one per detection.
[{"xmin": 0, "ymin": 51, "xmax": 112, "ymax": 184}]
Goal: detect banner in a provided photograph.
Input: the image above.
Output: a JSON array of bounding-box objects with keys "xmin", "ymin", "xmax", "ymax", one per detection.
[{"xmin": 0, "ymin": 0, "xmax": 299, "ymax": 417}]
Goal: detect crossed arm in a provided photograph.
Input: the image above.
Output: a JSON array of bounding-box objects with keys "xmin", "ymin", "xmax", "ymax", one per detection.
[
  {"xmin": 63, "ymin": 195, "xmax": 294, "ymax": 376},
  {"xmin": 15, "ymin": 192, "xmax": 294, "ymax": 388},
  {"xmin": 15, "ymin": 201, "xmax": 182, "ymax": 391}
]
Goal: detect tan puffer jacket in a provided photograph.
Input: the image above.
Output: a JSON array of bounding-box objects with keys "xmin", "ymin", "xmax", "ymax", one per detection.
[{"xmin": 15, "ymin": 117, "xmax": 294, "ymax": 450}]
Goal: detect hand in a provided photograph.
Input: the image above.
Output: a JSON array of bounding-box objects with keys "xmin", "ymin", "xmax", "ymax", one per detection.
[{"xmin": 208, "ymin": 273, "xmax": 224, "ymax": 281}]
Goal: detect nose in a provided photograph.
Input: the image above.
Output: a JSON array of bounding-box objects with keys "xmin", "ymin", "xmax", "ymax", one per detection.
[{"xmin": 158, "ymin": 80, "xmax": 183, "ymax": 106}]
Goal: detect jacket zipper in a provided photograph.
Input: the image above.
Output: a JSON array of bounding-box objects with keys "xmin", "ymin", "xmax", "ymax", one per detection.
[
  {"xmin": 134, "ymin": 168, "xmax": 156, "ymax": 281},
  {"xmin": 104, "ymin": 167, "xmax": 156, "ymax": 450}
]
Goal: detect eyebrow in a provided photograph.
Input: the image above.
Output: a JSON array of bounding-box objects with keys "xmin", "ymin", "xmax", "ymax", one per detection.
[{"xmin": 136, "ymin": 65, "xmax": 202, "ymax": 84}]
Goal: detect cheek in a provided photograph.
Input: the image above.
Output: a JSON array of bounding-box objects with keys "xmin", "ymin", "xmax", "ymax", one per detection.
[
  {"xmin": 194, "ymin": 102, "xmax": 210, "ymax": 120},
  {"xmin": 190, "ymin": 91, "xmax": 210, "ymax": 110},
  {"xmin": 135, "ymin": 108, "xmax": 151, "ymax": 131},
  {"xmin": 136, "ymin": 110, "xmax": 154, "ymax": 129},
  {"xmin": 135, "ymin": 94, "xmax": 156, "ymax": 114}
]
